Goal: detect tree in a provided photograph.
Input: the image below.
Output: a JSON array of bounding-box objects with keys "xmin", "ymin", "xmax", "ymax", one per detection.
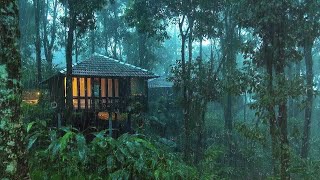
[
  {"xmin": 220, "ymin": 0, "xmax": 241, "ymax": 165},
  {"xmin": 125, "ymin": 0, "xmax": 168, "ymax": 69},
  {"xmin": 33, "ymin": 0, "xmax": 42, "ymax": 85},
  {"xmin": 60, "ymin": 0, "xmax": 110, "ymax": 122},
  {"xmin": 42, "ymin": 0, "xmax": 59, "ymax": 72},
  {"xmin": 298, "ymin": 0, "xmax": 320, "ymax": 159},
  {"xmin": 0, "ymin": 1, "xmax": 29, "ymax": 178},
  {"xmin": 237, "ymin": 0, "xmax": 302, "ymax": 178}
]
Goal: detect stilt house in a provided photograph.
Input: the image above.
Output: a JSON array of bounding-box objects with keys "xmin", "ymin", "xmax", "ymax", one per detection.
[{"xmin": 42, "ymin": 54, "xmax": 158, "ymax": 135}]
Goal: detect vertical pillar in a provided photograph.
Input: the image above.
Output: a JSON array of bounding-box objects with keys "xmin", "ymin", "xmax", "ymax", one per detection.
[
  {"xmin": 77, "ymin": 77, "xmax": 80, "ymax": 110},
  {"xmin": 105, "ymin": 78, "xmax": 108, "ymax": 108},
  {"xmin": 99, "ymin": 78, "xmax": 102, "ymax": 109},
  {"xmin": 144, "ymin": 79, "xmax": 148, "ymax": 111},
  {"xmin": 127, "ymin": 78, "xmax": 132, "ymax": 132},
  {"xmin": 108, "ymin": 111, "xmax": 113, "ymax": 137},
  {"xmin": 84, "ymin": 78, "xmax": 88, "ymax": 110},
  {"xmin": 91, "ymin": 77, "xmax": 95, "ymax": 110}
]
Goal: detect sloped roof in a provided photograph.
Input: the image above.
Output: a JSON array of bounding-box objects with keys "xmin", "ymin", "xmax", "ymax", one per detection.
[
  {"xmin": 58, "ymin": 54, "xmax": 158, "ymax": 78},
  {"xmin": 148, "ymin": 77, "xmax": 173, "ymax": 88}
]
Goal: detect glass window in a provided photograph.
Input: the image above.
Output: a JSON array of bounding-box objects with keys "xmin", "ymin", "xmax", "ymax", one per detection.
[{"xmin": 80, "ymin": 78, "xmax": 85, "ymax": 97}]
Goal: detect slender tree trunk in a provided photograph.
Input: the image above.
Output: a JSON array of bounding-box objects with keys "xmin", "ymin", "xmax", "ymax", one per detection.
[
  {"xmin": 182, "ymin": 34, "xmax": 191, "ymax": 162},
  {"xmin": 276, "ymin": 20, "xmax": 289, "ymax": 180},
  {"xmin": 223, "ymin": 8, "xmax": 236, "ymax": 166},
  {"xmin": 277, "ymin": 69, "xmax": 289, "ymax": 180},
  {"xmin": 42, "ymin": 0, "xmax": 58, "ymax": 71},
  {"xmin": 185, "ymin": 16, "xmax": 194, "ymax": 163},
  {"xmin": 112, "ymin": 4, "xmax": 118, "ymax": 59},
  {"xmin": 75, "ymin": 31, "xmax": 78, "ymax": 62},
  {"xmin": 103, "ymin": 11, "xmax": 109, "ymax": 56},
  {"xmin": 0, "ymin": 1, "xmax": 29, "ymax": 178},
  {"xmin": 138, "ymin": 32, "xmax": 147, "ymax": 68},
  {"xmin": 265, "ymin": 38, "xmax": 278, "ymax": 176},
  {"xmin": 301, "ymin": 39, "xmax": 314, "ymax": 159},
  {"xmin": 195, "ymin": 39, "xmax": 205, "ymax": 164},
  {"xmin": 65, "ymin": 12, "xmax": 76, "ymax": 123},
  {"xmin": 178, "ymin": 15, "xmax": 191, "ymax": 163},
  {"xmin": 34, "ymin": 0, "xmax": 42, "ymax": 84},
  {"xmin": 91, "ymin": 29, "xmax": 95, "ymax": 54}
]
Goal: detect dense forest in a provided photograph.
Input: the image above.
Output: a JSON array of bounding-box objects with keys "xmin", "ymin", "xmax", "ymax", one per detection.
[{"xmin": 1, "ymin": 0, "xmax": 320, "ymax": 179}]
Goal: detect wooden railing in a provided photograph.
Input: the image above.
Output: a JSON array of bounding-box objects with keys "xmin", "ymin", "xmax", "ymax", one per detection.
[{"xmin": 72, "ymin": 95, "xmax": 147, "ymax": 112}]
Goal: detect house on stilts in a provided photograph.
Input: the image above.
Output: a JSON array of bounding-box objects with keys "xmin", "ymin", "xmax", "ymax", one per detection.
[{"xmin": 42, "ymin": 54, "xmax": 158, "ymax": 136}]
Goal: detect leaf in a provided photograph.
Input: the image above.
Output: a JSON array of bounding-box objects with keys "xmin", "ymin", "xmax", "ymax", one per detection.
[
  {"xmin": 28, "ymin": 134, "xmax": 38, "ymax": 150},
  {"xmin": 154, "ymin": 169, "xmax": 161, "ymax": 180},
  {"xmin": 134, "ymin": 156, "xmax": 144, "ymax": 173},
  {"xmin": 5, "ymin": 160, "xmax": 17, "ymax": 174},
  {"xmin": 27, "ymin": 121, "xmax": 36, "ymax": 133},
  {"xmin": 109, "ymin": 169, "xmax": 130, "ymax": 180},
  {"xmin": 76, "ymin": 133, "xmax": 87, "ymax": 161},
  {"xmin": 59, "ymin": 131, "xmax": 74, "ymax": 152},
  {"xmin": 107, "ymin": 155, "xmax": 114, "ymax": 170}
]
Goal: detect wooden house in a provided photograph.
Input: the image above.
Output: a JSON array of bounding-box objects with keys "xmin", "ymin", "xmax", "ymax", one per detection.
[
  {"xmin": 42, "ymin": 54, "xmax": 158, "ymax": 135},
  {"xmin": 148, "ymin": 76, "xmax": 174, "ymax": 102}
]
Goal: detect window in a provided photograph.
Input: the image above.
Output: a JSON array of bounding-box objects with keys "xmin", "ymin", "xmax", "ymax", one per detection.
[{"xmin": 107, "ymin": 79, "xmax": 119, "ymax": 97}]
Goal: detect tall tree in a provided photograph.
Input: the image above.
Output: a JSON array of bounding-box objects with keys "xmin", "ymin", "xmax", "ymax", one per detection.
[
  {"xmin": 220, "ymin": 1, "xmax": 240, "ymax": 165},
  {"xmin": 0, "ymin": 0, "xmax": 29, "ymax": 178},
  {"xmin": 60, "ymin": 0, "xmax": 110, "ymax": 122},
  {"xmin": 125, "ymin": 0, "xmax": 168, "ymax": 69},
  {"xmin": 298, "ymin": 0, "xmax": 320, "ymax": 159},
  {"xmin": 42, "ymin": 0, "xmax": 58, "ymax": 72},
  {"xmin": 237, "ymin": 0, "xmax": 302, "ymax": 178},
  {"xmin": 34, "ymin": 0, "xmax": 42, "ymax": 84}
]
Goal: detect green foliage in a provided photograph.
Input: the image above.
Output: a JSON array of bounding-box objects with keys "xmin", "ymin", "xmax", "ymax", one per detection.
[
  {"xmin": 125, "ymin": 0, "xmax": 169, "ymax": 40},
  {"xmin": 198, "ymin": 145, "xmax": 227, "ymax": 180},
  {"xmin": 235, "ymin": 123, "xmax": 267, "ymax": 146},
  {"xmin": 27, "ymin": 121, "xmax": 197, "ymax": 179},
  {"xmin": 21, "ymin": 101, "xmax": 54, "ymax": 123}
]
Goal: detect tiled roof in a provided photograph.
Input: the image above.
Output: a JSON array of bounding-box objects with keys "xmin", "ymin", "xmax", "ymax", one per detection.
[
  {"xmin": 59, "ymin": 54, "xmax": 158, "ymax": 78},
  {"xmin": 148, "ymin": 77, "xmax": 173, "ymax": 88}
]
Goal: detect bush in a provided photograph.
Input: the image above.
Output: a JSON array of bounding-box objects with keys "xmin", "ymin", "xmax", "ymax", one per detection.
[{"xmin": 27, "ymin": 121, "xmax": 198, "ymax": 179}]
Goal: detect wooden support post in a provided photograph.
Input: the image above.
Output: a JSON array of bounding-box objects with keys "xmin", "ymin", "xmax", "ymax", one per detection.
[
  {"xmin": 105, "ymin": 78, "xmax": 109, "ymax": 108},
  {"xmin": 91, "ymin": 77, "xmax": 95, "ymax": 110},
  {"xmin": 108, "ymin": 111, "xmax": 112, "ymax": 137},
  {"xmin": 114, "ymin": 112, "xmax": 118, "ymax": 137},
  {"xmin": 128, "ymin": 113, "xmax": 132, "ymax": 133},
  {"xmin": 77, "ymin": 77, "xmax": 80, "ymax": 110},
  {"xmin": 144, "ymin": 79, "xmax": 148, "ymax": 111},
  {"xmin": 85, "ymin": 78, "xmax": 88, "ymax": 110},
  {"xmin": 127, "ymin": 78, "xmax": 132, "ymax": 132},
  {"xmin": 99, "ymin": 78, "xmax": 102, "ymax": 110},
  {"xmin": 58, "ymin": 113, "xmax": 62, "ymax": 128}
]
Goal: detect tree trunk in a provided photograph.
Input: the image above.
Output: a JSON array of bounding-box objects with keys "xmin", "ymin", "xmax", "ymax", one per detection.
[
  {"xmin": 91, "ymin": 29, "xmax": 95, "ymax": 54},
  {"xmin": 276, "ymin": 22, "xmax": 289, "ymax": 180},
  {"xmin": 34, "ymin": 0, "xmax": 42, "ymax": 84},
  {"xmin": 223, "ymin": 8, "xmax": 236, "ymax": 166},
  {"xmin": 265, "ymin": 38, "xmax": 278, "ymax": 176},
  {"xmin": 103, "ymin": 11, "xmax": 109, "ymax": 56},
  {"xmin": 0, "ymin": 1, "xmax": 29, "ymax": 178},
  {"xmin": 42, "ymin": 0, "xmax": 58, "ymax": 71},
  {"xmin": 182, "ymin": 34, "xmax": 191, "ymax": 162},
  {"xmin": 65, "ymin": 12, "xmax": 76, "ymax": 123},
  {"xmin": 112, "ymin": 4, "xmax": 118, "ymax": 59},
  {"xmin": 178, "ymin": 15, "xmax": 191, "ymax": 163},
  {"xmin": 301, "ymin": 39, "xmax": 314, "ymax": 159},
  {"xmin": 195, "ymin": 39, "xmax": 205, "ymax": 164},
  {"xmin": 138, "ymin": 32, "xmax": 147, "ymax": 68}
]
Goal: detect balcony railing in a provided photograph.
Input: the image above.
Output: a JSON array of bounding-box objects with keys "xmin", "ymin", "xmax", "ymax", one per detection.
[{"xmin": 72, "ymin": 95, "xmax": 147, "ymax": 112}]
